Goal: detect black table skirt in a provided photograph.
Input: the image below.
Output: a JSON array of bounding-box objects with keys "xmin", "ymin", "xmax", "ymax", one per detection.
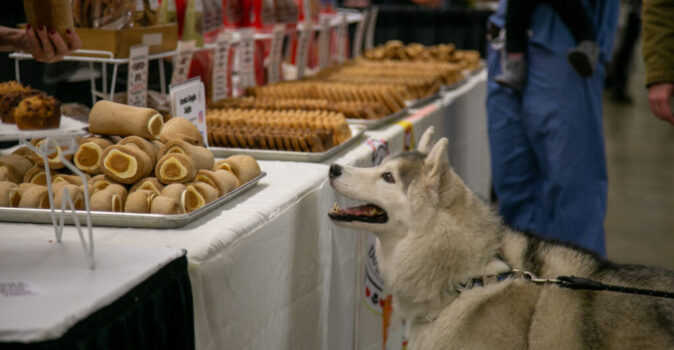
[{"xmin": 3, "ymin": 254, "xmax": 195, "ymax": 350}]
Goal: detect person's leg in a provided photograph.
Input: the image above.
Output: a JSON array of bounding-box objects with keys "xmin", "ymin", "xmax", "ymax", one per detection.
[
  {"xmin": 610, "ymin": 0, "xmax": 642, "ymax": 103},
  {"xmin": 495, "ymin": 0, "xmax": 534, "ymax": 91},
  {"xmin": 521, "ymin": 40, "xmax": 607, "ymax": 255},
  {"xmin": 487, "ymin": 42, "xmax": 542, "ymax": 233},
  {"xmin": 547, "ymin": 0, "xmax": 599, "ymax": 77}
]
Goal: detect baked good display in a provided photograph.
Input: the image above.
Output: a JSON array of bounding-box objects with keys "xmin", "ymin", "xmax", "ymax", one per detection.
[
  {"xmin": 364, "ymin": 41, "xmax": 482, "ymax": 72},
  {"xmin": 13, "ymin": 93, "xmax": 62, "ymax": 130},
  {"xmin": 23, "ymin": 0, "xmax": 74, "ymax": 39},
  {"xmin": 206, "ymin": 109, "xmax": 352, "ymax": 152},
  {"xmin": 74, "ymin": 137, "xmax": 114, "ymax": 175},
  {"xmin": 89, "ymin": 101, "xmax": 164, "ymax": 140},
  {"xmin": 158, "ymin": 117, "xmax": 204, "ymax": 146},
  {"xmin": 0, "ymin": 181, "xmax": 21, "ymax": 207},
  {"xmin": 100, "ymin": 144, "xmax": 154, "ymax": 184}
]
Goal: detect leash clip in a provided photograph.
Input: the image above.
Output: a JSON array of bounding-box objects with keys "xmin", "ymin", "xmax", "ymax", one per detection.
[{"xmin": 513, "ymin": 269, "xmax": 561, "ymax": 285}]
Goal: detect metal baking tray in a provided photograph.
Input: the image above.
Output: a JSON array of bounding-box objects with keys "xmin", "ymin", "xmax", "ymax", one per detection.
[
  {"xmin": 208, "ymin": 125, "xmax": 365, "ymax": 162},
  {"xmin": 346, "ymin": 107, "xmax": 408, "ymax": 130},
  {"xmin": 405, "ymin": 91, "xmax": 442, "ymax": 110},
  {"xmin": 0, "ymin": 172, "xmax": 266, "ymax": 228},
  {"xmin": 441, "ymin": 77, "xmax": 468, "ymax": 92}
]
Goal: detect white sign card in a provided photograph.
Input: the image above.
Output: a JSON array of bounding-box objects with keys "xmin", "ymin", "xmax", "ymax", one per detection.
[
  {"xmin": 171, "ymin": 40, "xmax": 196, "ymax": 85},
  {"xmin": 212, "ymin": 31, "xmax": 232, "ymax": 102},
  {"xmin": 127, "ymin": 45, "xmax": 149, "ymax": 107},
  {"xmin": 169, "ymin": 78, "xmax": 209, "ymax": 146},
  {"xmin": 317, "ymin": 16, "xmax": 330, "ymax": 69},
  {"xmin": 365, "ymin": 6, "xmax": 378, "ymax": 50},
  {"xmin": 0, "ymin": 281, "xmax": 44, "ymax": 298},
  {"xmin": 237, "ymin": 28, "xmax": 256, "ymax": 89},
  {"xmin": 336, "ymin": 13, "xmax": 348, "ymax": 63},
  {"xmin": 268, "ymin": 24, "xmax": 286, "ymax": 83},
  {"xmin": 296, "ymin": 22, "xmax": 311, "ymax": 78},
  {"xmin": 353, "ymin": 9, "xmax": 368, "ymax": 57}
]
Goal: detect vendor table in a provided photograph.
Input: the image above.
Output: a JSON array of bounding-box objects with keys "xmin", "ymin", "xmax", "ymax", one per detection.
[{"xmin": 0, "ymin": 70, "xmax": 487, "ymax": 350}]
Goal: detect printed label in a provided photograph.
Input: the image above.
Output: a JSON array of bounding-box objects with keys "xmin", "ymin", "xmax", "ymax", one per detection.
[
  {"xmin": 268, "ymin": 24, "xmax": 286, "ymax": 83},
  {"xmin": 296, "ymin": 22, "xmax": 311, "ymax": 78},
  {"xmin": 127, "ymin": 45, "xmax": 149, "ymax": 107},
  {"xmin": 169, "ymin": 79, "xmax": 208, "ymax": 146},
  {"xmin": 237, "ymin": 28, "xmax": 256, "ymax": 89},
  {"xmin": 317, "ymin": 16, "xmax": 330, "ymax": 69},
  {"xmin": 212, "ymin": 31, "xmax": 232, "ymax": 101},
  {"xmin": 352, "ymin": 10, "xmax": 367, "ymax": 57},
  {"xmin": 171, "ymin": 40, "xmax": 196, "ymax": 85},
  {"xmin": 336, "ymin": 13, "xmax": 348, "ymax": 63},
  {"xmin": 0, "ymin": 281, "xmax": 43, "ymax": 298}
]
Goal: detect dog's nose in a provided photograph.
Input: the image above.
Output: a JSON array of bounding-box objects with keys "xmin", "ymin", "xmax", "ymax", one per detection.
[{"xmin": 329, "ymin": 164, "xmax": 342, "ymax": 179}]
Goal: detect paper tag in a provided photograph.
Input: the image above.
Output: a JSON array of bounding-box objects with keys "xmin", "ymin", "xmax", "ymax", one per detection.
[
  {"xmin": 0, "ymin": 281, "xmax": 43, "ymax": 298},
  {"xmin": 168, "ymin": 0, "xmax": 176, "ymax": 11},
  {"xmin": 317, "ymin": 16, "xmax": 330, "ymax": 69},
  {"xmin": 365, "ymin": 6, "xmax": 378, "ymax": 50},
  {"xmin": 335, "ymin": 13, "xmax": 347, "ymax": 63},
  {"xmin": 169, "ymin": 78, "xmax": 208, "ymax": 146},
  {"xmin": 353, "ymin": 9, "xmax": 367, "ymax": 57},
  {"xmin": 237, "ymin": 28, "xmax": 256, "ymax": 89},
  {"xmin": 127, "ymin": 45, "xmax": 149, "ymax": 107},
  {"xmin": 268, "ymin": 24, "xmax": 285, "ymax": 83},
  {"xmin": 135, "ymin": 0, "xmax": 145, "ymax": 11},
  {"xmin": 296, "ymin": 22, "xmax": 311, "ymax": 78},
  {"xmin": 171, "ymin": 40, "xmax": 196, "ymax": 85},
  {"xmin": 212, "ymin": 31, "xmax": 232, "ymax": 102},
  {"xmin": 149, "ymin": 0, "xmax": 159, "ymax": 10}
]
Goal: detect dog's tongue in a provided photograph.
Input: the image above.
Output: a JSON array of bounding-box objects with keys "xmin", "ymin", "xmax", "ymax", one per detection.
[
  {"xmin": 340, "ymin": 204, "xmax": 382, "ymax": 216},
  {"xmin": 329, "ymin": 203, "xmax": 388, "ymax": 223}
]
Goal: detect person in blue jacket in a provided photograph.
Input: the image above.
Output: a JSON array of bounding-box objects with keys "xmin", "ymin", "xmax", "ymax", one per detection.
[{"xmin": 486, "ymin": 0, "xmax": 619, "ymax": 255}]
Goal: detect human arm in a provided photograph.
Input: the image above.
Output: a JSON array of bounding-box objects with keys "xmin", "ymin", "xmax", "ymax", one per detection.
[
  {"xmin": 642, "ymin": 0, "xmax": 674, "ymax": 124},
  {"xmin": 0, "ymin": 25, "xmax": 82, "ymax": 63}
]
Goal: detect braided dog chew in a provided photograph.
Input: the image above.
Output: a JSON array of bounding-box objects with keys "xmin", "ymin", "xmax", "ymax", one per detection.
[
  {"xmin": 150, "ymin": 196, "xmax": 181, "ymax": 215},
  {"xmin": 158, "ymin": 117, "xmax": 204, "ymax": 146},
  {"xmin": 118, "ymin": 136, "xmax": 161, "ymax": 164},
  {"xmin": 130, "ymin": 177, "xmax": 164, "ymax": 196},
  {"xmin": 195, "ymin": 169, "xmax": 237, "ymax": 196},
  {"xmin": 74, "ymin": 137, "xmax": 113, "ymax": 175},
  {"xmin": 158, "ymin": 140, "xmax": 214, "ymax": 171},
  {"xmin": 18, "ymin": 184, "xmax": 50, "ymax": 209},
  {"xmin": 0, "ymin": 181, "xmax": 21, "ymax": 207},
  {"xmin": 90, "ymin": 188, "xmax": 124, "ymax": 212},
  {"xmin": 0, "ymin": 155, "xmax": 33, "ymax": 184},
  {"xmin": 100, "ymin": 144, "xmax": 153, "ymax": 184},
  {"xmin": 124, "ymin": 190, "xmax": 156, "ymax": 213},
  {"xmin": 216, "ymin": 156, "xmax": 261, "ymax": 185},
  {"xmin": 155, "ymin": 153, "xmax": 197, "ymax": 184},
  {"xmin": 89, "ymin": 101, "xmax": 164, "ymax": 140}
]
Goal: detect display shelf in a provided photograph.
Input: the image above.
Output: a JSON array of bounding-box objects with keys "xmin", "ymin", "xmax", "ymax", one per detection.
[{"xmin": 0, "ymin": 116, "xmax": 88, "ymax": 142}]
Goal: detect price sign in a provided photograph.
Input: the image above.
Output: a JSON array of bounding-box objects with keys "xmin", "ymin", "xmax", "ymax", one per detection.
[
  {"xmin": 336, "ymin": 13, "xmax": 348, "ymax": 63},
  {"xmin": 238, "ymin": 28, "xmax": 256, "ymax": 89},
  {"xmin": 318, "ymin": 16, "xmax": 330, "ymax": 69},
  {"xmin": 127, "ymin": 45, "xmax": 149, "ymax": 107},
  {"xmin": 169, "ymin": 78, "xmax": 208, "ymax": 146},
  {"xmin": 212, "ymin": 31, "xmax": 232, "ymax": 102},
  {"xmin": 268, "ymin": 24, "xmax": 285, "ymax": 83},
  {"xmin": 353, "ymin": 9, "xmax": 368, "ymax": 57},
  {"xmin": 365, "ymin": 6, "xmax": 378, "ymax": 50},
  {"xmin": 296, "ymin": 22, "xmax": 311, "ymax": 78},
  {"xmin": 171, "ymin": 40, "xmax": 196, "ymax": 85}
]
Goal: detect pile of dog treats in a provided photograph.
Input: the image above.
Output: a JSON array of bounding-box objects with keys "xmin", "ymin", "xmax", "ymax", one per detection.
[{"xmin": 364, "ymin": 40, "xmax": 482, "ymax": 72}]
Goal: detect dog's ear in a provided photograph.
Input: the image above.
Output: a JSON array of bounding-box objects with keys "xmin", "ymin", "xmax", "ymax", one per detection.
[
  {"xmin": 417, "ymin": 126, "xmax": 435, "ymax": 154},
  {"xmin": 424, "ymin": 138, "xmax": 449, "ymax": 205}
]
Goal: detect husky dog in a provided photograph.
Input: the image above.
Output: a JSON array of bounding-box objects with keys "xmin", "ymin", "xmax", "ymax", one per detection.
[{"xmin": 328, "ymin": 127, "xmax": 674, "ymax": 349}]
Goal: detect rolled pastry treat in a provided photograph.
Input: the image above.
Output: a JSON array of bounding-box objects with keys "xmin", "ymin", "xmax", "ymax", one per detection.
[
  {"xmin": 100, "ymin": 144, "xmax": 153, "ymax": 184},
  {"xmin": 218, "ymin": 155, "xmax": 261, "ymax": 185},
  {"xmin": 188, "ymin": 182, "xmax": 218, "ymax": 203},
  {"xmin": 155, "ymin": 153, "xmax": 197, "ymax": 184},
  {"xmin": 195, "ymin": 169, "xmax": 237, "ymax": 196},
  {"xmin": 90, "ymin": 188, "xmax": 123, "ymax": 212},
  {"xmin": 32, "ymin": 139, "xmax": 72, "ymax": 170},
  {"xmin": 11, "ymin": 146, "xmax": 41, "ymax": 164},
  {"xmin": 0, "ymin": 155, "xmax": 33, "ymax": 183},
  {"xmin": 124, "ymin": 190, "xmax": 156, "ymax": 213},
  {"xmin": 150, "ymin": 195, "xmax": 181, "ymax": 215},
  {"xmin": 18, "ymin": 184, "xmax": 50, "ymax": 209},
  {"xmin": 160, "ymin": 183, "xmax": 186, "ymax": 202},
  {"xmin": 118, "ymin": 136, "xmax": 160, "ymax": 164},
  {"xmin": 53, "ymin": 173, "xmax": 88, "ymax": 186},
  {"xmin": 53, "ymin": 184, "xmax": 84, "ymax": 210},
  {"xmin": 23, "ymin": 166, "xmax": 56, "ymax": 185},
  {"xmin": 130, "ymin": 177, "xmax": 164, "ymax": 195},
  {"xmin": 158, "ymin": 140, "xmax": 214, "ymax": 171},
  {"xmin": 0, "ymin": 181, "xmax": 21, "ymax": 207},
  {"xmin": 87, "ymin": 174, "xmax": 117, "ymax": 195},
  {"xmin": 105, "ymin": 184, "xmax": 128, "ymax": 204},
  {"xmin": 74, "ymin": 137, "xmax": 113, "ymax": 174},
  {"xmin": 158, "ymin": 117, "xmax": 204, "ymax": 146},
  {"xmin": 89, "ymin": 101, "xmax": 164, "ymax": 140},
  {"xmin": 181, "ymin": 183, "xmax": 211, "ymax": 213}
]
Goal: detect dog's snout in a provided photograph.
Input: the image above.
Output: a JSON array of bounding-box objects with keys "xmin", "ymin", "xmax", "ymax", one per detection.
[{"xmin": 329, "ymin": 164, "xmax": 342, "ymax": 179}]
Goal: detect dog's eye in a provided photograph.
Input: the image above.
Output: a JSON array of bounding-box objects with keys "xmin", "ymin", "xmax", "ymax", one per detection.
[{"xmin": 381, "ymin": 172, "xmax": 395, "ymax": 184}]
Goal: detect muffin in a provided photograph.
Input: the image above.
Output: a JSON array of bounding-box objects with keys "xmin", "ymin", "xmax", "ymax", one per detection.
[
  {"xmin": 0, "ymin": 81, "xmax": 26, "ymax": 95},
  {"xmin": 0, "ymin": 89, "xmax": 42, "ymax": 124},
  {"xmin": 13, "ymin": 94, "xmax": 61, "ymax": 130}
]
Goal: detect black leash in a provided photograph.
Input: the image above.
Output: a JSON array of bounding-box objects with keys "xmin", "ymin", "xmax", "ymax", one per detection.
[{"xmin": 556, "ymin": 275, "xmax": 674, "ymax": 299}]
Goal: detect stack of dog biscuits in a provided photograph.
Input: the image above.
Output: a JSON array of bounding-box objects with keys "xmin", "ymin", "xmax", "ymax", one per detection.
[
  {"xmin": 209, "ymin": 97, "xmax": 386, "ymax": 120},
  {"xmin": 0, "ymin": 100, "xmax": 261, "ymax": 215},
  {"xmin": 207, "ymin": 108, "xmax": 352, "ymax": 152},
  {"xmin": 364, "ymin": 40, "xmax": 482, "ymax": 72}
]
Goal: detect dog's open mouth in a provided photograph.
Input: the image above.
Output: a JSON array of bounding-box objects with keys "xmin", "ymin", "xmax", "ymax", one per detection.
[{"xmin": 328, "ymin": 202, "xmax": 388, "ymax": 224}]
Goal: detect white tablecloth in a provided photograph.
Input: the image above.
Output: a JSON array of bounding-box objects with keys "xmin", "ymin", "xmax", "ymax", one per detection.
[{"xmin": 0, "ymin": 70, "xmax": 488, "ymax": 350}]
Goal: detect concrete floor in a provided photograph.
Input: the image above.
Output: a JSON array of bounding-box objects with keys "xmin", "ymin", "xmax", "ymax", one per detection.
[{"xmin": 603, "ymin": 48, "xmax": 674, "ymax": 270}]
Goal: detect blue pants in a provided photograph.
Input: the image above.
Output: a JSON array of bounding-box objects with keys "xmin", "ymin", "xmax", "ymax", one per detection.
[{"xmin": 486, "ymin": 40, "xmax": 608, "ymax": 255}]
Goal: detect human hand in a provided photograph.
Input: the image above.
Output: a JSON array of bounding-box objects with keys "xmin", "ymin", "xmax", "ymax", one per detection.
[
  {"xmin": 647, "ymin": 82, "xmax": 674, "ymax": 125},
  {"xmin": 24, "ymin": 24, "xmax": 82, "ymax": 63}
]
